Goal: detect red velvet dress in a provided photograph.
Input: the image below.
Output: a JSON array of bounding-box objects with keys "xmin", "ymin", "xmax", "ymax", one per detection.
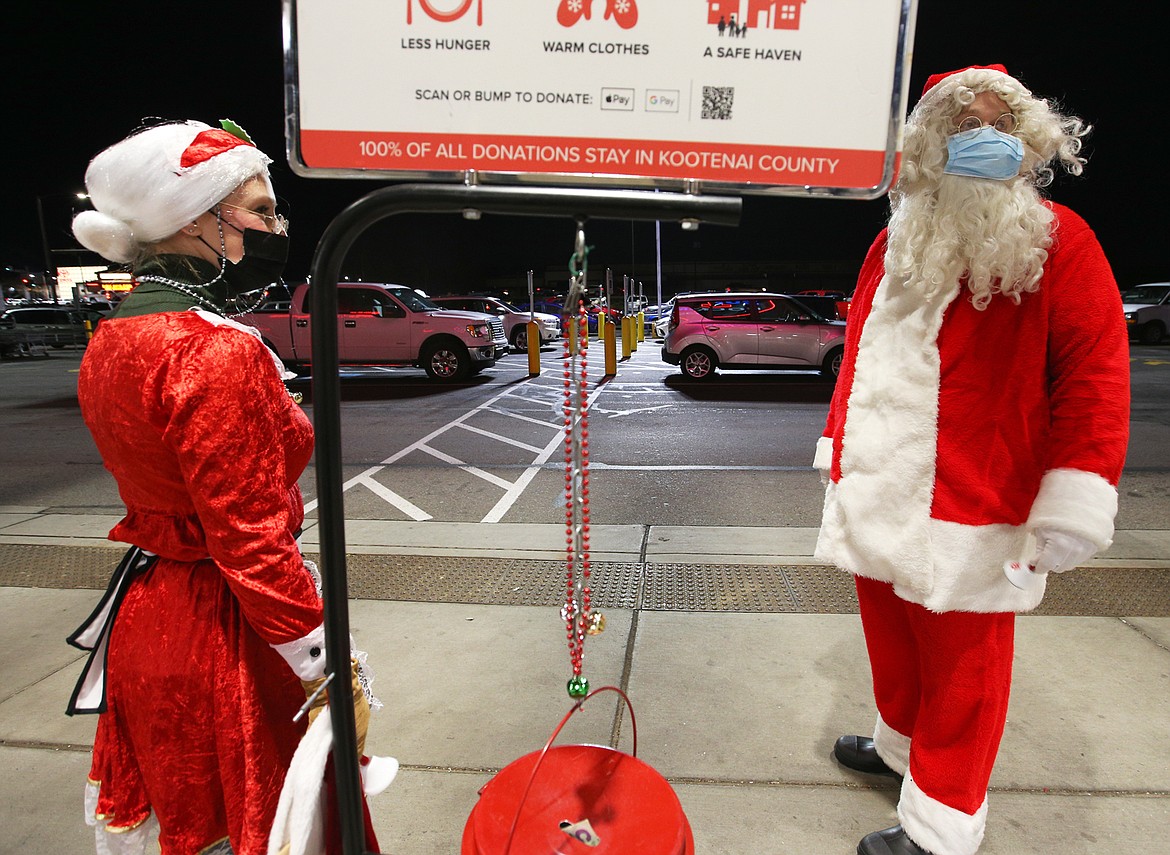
[{"xmin": 78, "ymin": 310, "xmax": 323, "ymax": 854}]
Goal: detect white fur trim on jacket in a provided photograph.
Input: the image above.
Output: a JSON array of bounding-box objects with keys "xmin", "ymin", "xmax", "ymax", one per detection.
[
  {"xmin": 819, "ymin": 484, "xmax": 1049, "ymax": 613},
  {"xmin": 192, "ymin": 309, "xmax": 298, "ymax": 381},
  {"xmin": 827, "ymin": 273, "xmax": 953, "ymax": 595},
  {"xmin": 267, "ymin": 706, "xmax": 331, "ymax": 855},
  {"xmin": 816, "ymin": 273, "xmax": 1006, "ymax": 610},
  {"xmin": 898, "ymin": 770, "xmax": 988, "ymax": 855},
  {"xmin": 271, "ymin": 623, "xmax": 326, "ymax": 681},
  {"xmin": 873, "ymin": 714, "xmax": 910, "ymax": 776},
  {"xmin": 813, "ymin": 271, "xmax": 1083, "ymax": 613},
  {"xmin": 813, "ymin": 435, "xmax": 833, "ymax": 473},
  {"xmin": 1026, "ymin": 468, "xmax": 1118, "ymax": 550}
]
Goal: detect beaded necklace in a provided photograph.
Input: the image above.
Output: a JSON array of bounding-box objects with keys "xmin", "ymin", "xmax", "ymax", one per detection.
[
  {"xmin": 134, "ymin": 272, "xmax": 267, "ymax": 317},
  {"xmin": 560, "ymin": 229, "xmax": 605, "ymax": 700},
  {"xmin": 134, "ymin": 211, "xmax": 266, "ymax": 317}
]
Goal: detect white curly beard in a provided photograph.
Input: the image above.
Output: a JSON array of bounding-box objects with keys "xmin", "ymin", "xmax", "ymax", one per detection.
[{"xmin": 884, "ymin": 175, "xmax": 1054, "ymax": 310}]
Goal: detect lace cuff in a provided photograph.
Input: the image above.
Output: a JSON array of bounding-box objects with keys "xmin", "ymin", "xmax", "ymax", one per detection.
[{"xmin": 271, "ymin": 623, "xmax": 327, "ymax": 680}]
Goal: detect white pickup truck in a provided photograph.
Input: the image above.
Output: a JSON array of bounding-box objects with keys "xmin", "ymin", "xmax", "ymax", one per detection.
[
  {"xmin": 245, "ymin": 282, "xmax": 508, "ymax": 380},
  {"xmin": 1121, "ymin": 282, "xmax": 1170, "ymax": 345}
]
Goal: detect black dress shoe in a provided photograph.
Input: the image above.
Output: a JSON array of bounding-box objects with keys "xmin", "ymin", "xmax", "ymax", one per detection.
[
  {"xmin": 857, "ymin": 825, "xmax": 932, "ymax": 855},
  {"xmin": 833, "ymin": 735, "xmax": 898, "ymax": 775}
]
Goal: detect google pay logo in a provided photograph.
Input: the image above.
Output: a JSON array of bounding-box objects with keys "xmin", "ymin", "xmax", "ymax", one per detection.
[{"xmin": 645, "ymin": 89, "xmax": 679, "ymax": 113}]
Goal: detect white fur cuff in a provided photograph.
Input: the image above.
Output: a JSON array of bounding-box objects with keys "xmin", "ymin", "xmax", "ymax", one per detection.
[
  {"xmin": 1025, "ymin": 468, "xmax": 1118, "ymax": 550},
  {"xmin": 873, "ymin": 715, "xmax": 911, "ymax": 776},
  {"xmin": 271, "ymin": 623, "xmax": 327, "ymax": 681},
  {"xmin": 813, "ymin": 435, "xmax": 834, "ymax": 473},
  {"xmin": 898, "ymin": 771, "xmax": 987, "ymax": 855}
]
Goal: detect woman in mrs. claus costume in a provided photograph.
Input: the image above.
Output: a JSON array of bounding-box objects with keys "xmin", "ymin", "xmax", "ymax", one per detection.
[
  {"xmin": 67, "ymin": 119, "xmax": 387, "ymax": 854},
  {"xmin": 815, "ymin": 66, "xmax": 1130, "ymax": 855}
]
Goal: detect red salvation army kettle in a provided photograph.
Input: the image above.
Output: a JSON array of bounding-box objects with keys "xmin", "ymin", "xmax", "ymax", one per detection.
[{"xmin": 461, "ymin": 686, "xmax": 695, "ymax": 854}]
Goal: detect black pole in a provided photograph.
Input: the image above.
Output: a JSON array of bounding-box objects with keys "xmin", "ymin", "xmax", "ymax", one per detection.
[
  {"xmin": 307, "ymin": 183, "xmax": 740, "ymax": 855},
  {"xmin": 36, "ymin": 196, "xmax": 58, "ymax": 304}
]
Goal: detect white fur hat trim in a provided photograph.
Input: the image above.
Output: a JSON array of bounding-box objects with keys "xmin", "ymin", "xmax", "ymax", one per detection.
[{"xmin": 73, "ymin": 121, "xmax": 271, "ymax": 263}]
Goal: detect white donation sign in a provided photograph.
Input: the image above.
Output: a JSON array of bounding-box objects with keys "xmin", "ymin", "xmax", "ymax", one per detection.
[{"xmin": 285, "ymin": 0, "xmax": 917, "ymax": 197}]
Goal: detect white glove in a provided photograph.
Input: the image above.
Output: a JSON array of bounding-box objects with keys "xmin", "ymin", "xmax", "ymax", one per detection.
[
  {"xmin": 1030, "ymin": 528, "xmax": 1097, "ymax": 575},
  {"xmin": 816, "ymin": 467, "xmax": 830, "ymax": 487}
]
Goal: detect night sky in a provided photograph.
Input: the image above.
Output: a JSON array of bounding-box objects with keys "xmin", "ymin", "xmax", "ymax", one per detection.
[{"xmin": 5, "ymin": 2, "xmax": 1165, "ymax": 297}]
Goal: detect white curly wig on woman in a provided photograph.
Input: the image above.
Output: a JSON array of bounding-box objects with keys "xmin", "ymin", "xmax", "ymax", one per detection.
[{"xmin": 885, "ymin": 65, "xmax": 1091, "ymax": 309}]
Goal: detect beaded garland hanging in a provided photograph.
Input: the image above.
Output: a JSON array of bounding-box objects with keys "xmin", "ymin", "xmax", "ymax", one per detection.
[{"xmin": 560, "ymin": 226, "xmax": 605, "ymax": 699}]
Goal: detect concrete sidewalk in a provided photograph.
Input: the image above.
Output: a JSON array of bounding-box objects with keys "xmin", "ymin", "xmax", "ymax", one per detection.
[
  {"xmin": 1, "ymin": 511, "xmax": 1168, "ymax": 854},
  {"xmin": 5, "ymin": 510, "xmax": 1170, "ymax": 567}
]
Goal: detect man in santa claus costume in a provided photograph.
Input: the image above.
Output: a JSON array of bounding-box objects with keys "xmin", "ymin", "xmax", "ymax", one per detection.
[{"xmin": 815, "ymin": 65, "xmax": 1130, "ymax": 855}]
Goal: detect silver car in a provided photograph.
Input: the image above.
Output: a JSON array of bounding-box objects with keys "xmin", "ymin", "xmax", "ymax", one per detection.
[
  {"xmin": 0, "ymin": 305, "xmax": 106, "ymax": 355},
  {"xmin": 430, "ymin": 295, "xmax": 562, "ymax": 351},
  {"xmin": 661, "ymin": 292, "xmax": 846, "ymax": 380}
]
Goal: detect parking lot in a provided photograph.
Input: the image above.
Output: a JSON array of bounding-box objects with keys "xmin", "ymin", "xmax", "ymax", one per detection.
[{"xmin": 2, "ymin": 334, "xmax": 1170, "ymax": 531}]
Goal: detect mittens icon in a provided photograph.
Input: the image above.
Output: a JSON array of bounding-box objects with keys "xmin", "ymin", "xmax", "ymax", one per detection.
[
  {"xmin": 605, "ymin": 0, "xmax": 638, "ymax": 29},
  {"xmin": 557, "ymin": 0, "xmax": 593, "ymax": 27}
]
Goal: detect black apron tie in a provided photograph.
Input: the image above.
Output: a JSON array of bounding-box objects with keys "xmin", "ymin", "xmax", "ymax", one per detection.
[{"xmin": 66, "ymin": 546, "xmax": 158, "ymax": 715}]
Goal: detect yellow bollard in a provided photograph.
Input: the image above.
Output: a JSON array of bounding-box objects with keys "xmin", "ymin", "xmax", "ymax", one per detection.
[
  {"xmin": 629, "ymin": 314, "xmax": 638, "ymax": 353},
  {"xmin": 526, "ymin": 320, "xmax": 540, "ymax": 376},
  {"xmin": 621, "ymin": 316, "xmax": 632, "ymax": 359},
  {"xmin": 637, "ymin": 311, "xmax": 645, "ymax": 343},
  {"xmin": 604, "ymin": 319, "xmax": 617, "ymax": 375}
]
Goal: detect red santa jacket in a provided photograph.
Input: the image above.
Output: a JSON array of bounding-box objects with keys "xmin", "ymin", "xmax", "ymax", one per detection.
[
  {"xmin": 815, "ymin": 203, "xmax": 1130, "ymax": 612},
  {"xmin": 79, "ymin": 311, "xmax": 324, "ymax": 653}
]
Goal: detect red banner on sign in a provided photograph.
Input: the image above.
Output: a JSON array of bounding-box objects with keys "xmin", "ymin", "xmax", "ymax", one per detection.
[{"xmin": 300, "ymin": 129, "xmax": 888, "ymax": 189}]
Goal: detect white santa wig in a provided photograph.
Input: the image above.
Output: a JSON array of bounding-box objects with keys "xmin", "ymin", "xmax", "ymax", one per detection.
[
  {"xmin": 886, "ymin": 65, "xmax": 1091, "ymax": 309},
  {"xmin": 72, "ymin": 120, "xmax": 273, "ymax": 264}
]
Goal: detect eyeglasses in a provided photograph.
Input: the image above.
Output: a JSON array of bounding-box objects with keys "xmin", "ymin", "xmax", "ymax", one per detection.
[
  {"xmin": 217, "ymin": 202, "xmax": 289, "ymax": 235},
  {"xmin": 955, "ymin": 112, "xmax": 1018, "ymax": 135}
]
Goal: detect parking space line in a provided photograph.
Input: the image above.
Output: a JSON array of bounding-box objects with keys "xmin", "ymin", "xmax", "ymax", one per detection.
[
  {"xmin": 303, "ymin": 465, "xmax": 383, "ymax": 514},
  {"xmin": 481, "ymin": 383, "xmax": 608, "ymax": 523},
  {"xmin": 481, "ymin": 429, "xmax": 566, "ymax": 523},
  {"xmin": 416, "ymin": 444, "xmax": 519, "ymax": 491},
  {"xmin": 593, "ymin": 403, "xmax": 674, "ymax": 418},
  {"xmin": 484, "ymin": 407, "xmax": 565, "ymax": 429},
  {"xmin": 416, "ymin": 445, "xmax": 461, "ymax": 465},
  {"xmin": 303, "ymin": 365, "xmax": 622, "ymax": 523},
  {"xmin": 355, "ymin": 474, "xmax": 433, "ymax": 521},
  {"xmin": 461, "ymin": 467, "xmax": 517, "ymax": 491},
  {"xmin": 454, "ymin": 422, "xmax": 546, "ymax": 453},
  {"xmin": 591, "ymin": 463, "xmax": 811, "ymax": 471}
]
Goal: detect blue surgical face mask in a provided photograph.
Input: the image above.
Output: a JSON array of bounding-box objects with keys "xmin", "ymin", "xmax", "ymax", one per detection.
[{"xmin": 944, "ymin": 125, "xmax": 1024, "ymax": 180}]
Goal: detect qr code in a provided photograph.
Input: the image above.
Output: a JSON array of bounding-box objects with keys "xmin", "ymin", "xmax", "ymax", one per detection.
[{"xmin": 701, "ymin": 86, "xmax": 734, "ymax": 120}]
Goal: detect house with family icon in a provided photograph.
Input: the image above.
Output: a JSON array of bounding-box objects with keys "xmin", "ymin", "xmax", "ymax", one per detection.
[{"xmin": 707, "ymin": 0, "xmax": 806, "ymax": 31}]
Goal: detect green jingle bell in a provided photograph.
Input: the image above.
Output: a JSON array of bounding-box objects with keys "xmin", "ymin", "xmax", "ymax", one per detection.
[{"xmin": 566, "ymin": 675, "xmax": 590, "ymax": 699}]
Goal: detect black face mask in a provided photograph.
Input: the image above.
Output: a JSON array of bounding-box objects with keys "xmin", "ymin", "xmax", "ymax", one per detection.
[{"xmin": 221, "ymin": 227, "xmax": 289, "ymax": 299}]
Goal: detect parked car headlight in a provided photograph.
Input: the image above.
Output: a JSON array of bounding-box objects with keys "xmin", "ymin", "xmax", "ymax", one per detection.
[{"xmin": 466, "ymin": 323, "xmax": 489, "ymax": 338}]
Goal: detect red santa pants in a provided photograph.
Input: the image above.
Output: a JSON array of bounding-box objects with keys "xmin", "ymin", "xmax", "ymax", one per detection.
[{"xmin": 855, "ymin": 576, "xmax": 1015, "ymax": 825}]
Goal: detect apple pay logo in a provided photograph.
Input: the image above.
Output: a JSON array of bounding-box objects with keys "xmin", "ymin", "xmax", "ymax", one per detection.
[
  {"xmin": 601, "ymin": 88, "xmax": 634, "ymax": 111},
  {"xmin": 645, "ymin": 89, "xmax": 679, "ymax": 113}
]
